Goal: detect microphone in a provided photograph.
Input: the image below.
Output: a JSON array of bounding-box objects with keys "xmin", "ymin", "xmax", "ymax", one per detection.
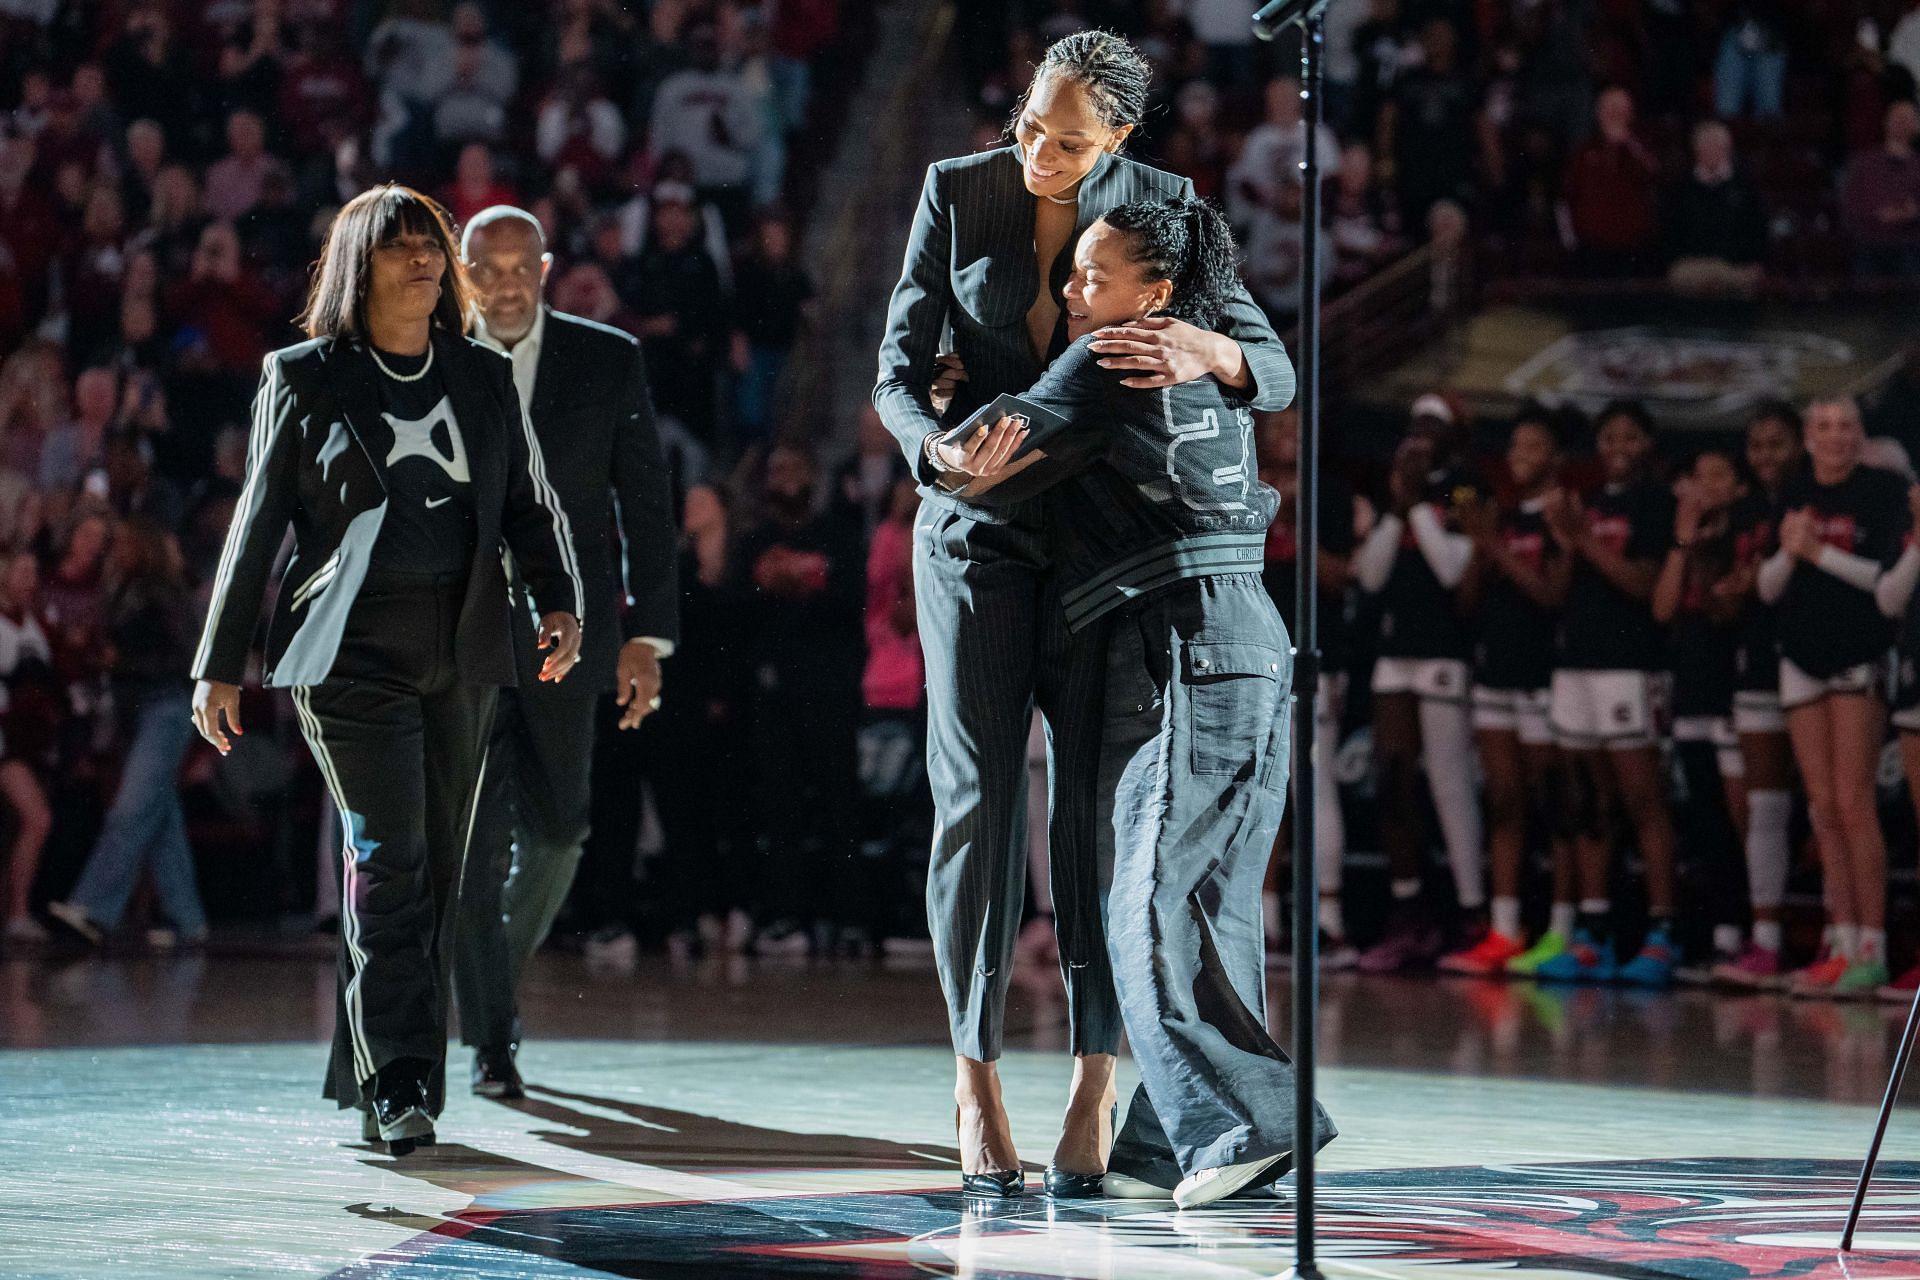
[{"xmin": 1252, "ymin": 0, "xmax": 1330, "ymax": 39}]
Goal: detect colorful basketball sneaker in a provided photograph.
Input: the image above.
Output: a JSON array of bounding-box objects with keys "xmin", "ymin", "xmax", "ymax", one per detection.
[
  {"xmin": 1786, "ymin": 949, "xmax": 1849, "ymax": 998},
  {"xmin": 1506, "ymin": 930, "xmax": 1569, "ymax": 977},
  {"xmin": 1438, "ymin": 930, "xmax": 1525, "ymax": 976},
  {"xmin": 1533, "ymin": 930, "xmax": 1617, "ymax": 983},
  {"xmin": 1879, "ymin": 962, "xmax": 1920, "ymax": 1003},
  {"xmin": 1833, "ymin": 956, "xmax": 1890, "ymax": 999},
  {"xmin": 1710, "ymin": 943, "xmax": 1782, "ymax": 988},
  {"xmin": 1617, "ymin": 928, "xmax": 1678, "ymax": 988}
]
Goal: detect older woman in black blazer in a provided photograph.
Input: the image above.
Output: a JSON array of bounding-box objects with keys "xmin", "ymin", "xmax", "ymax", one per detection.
[
  {"xmin": 874, "ymin": 31, "xmax": 1296, "ymax": 1195},
  {"xmin": 190, "ymin": 185, "xmax": 583, "ymax": 1153}
]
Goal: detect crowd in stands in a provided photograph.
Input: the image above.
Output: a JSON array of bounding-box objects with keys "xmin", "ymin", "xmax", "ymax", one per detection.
[
  {"xmin": 958, "ymin": 1, "xmax": 1920, "ymax": 303},
  {"xmin": 0, "ymin": 0, "xmax": 847, "ymax": 953},
  {"xmin": 11, "ymin": 0, "xmax": 1920, "ymax": 1006}
]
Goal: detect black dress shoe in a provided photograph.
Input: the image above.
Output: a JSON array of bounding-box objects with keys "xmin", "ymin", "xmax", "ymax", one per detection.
[
  {"xmin": 1043, "ymin": 1099, "xmax": 1117, "ymax": 1197},
  {"xmin": 471, "ymin": 1047, "xmax": 524, "ymax": 1099},
  {"xmin": 961, "ymin": 1168, "xmax": 1025, "ymax": 1198},
  {"xmin": 1042, "ymin": 1167, "xmax": 1105, "ymax": 1198},
  {"xmin": 368, "ymin": 1068, "xmax": 435, "ymax": 1154}
]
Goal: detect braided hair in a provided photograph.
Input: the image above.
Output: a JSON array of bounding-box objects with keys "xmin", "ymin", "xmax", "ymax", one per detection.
[
  {"xmin": 1100, "ymin": 197, "xmax": 1241, "ymax": 330},
  {"xmin": 1011, "ymin": 31, "xmax": 1152, "ymax": 139}
]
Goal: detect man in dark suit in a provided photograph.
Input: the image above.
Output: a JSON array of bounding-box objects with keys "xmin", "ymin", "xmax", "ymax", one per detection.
[{"xmin": 453, "ymin": 206, "xmax": 680, "ymax": 1096}]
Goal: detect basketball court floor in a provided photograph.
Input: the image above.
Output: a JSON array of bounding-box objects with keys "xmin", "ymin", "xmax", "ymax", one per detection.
[{"xmin": 4, "ymin": 951, "xmax": 1920, "ymax": 1278}]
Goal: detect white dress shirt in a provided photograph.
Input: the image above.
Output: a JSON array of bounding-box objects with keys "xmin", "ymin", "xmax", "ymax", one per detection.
[{"xmin": 476, "ymin": 306, "xmax": 672, "ymax": 659}]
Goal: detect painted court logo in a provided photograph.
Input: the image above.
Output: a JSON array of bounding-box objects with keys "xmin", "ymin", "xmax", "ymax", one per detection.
[{"xmin": 348, "ymin": 1158, "xmax": 1920, "ymax": 1279}]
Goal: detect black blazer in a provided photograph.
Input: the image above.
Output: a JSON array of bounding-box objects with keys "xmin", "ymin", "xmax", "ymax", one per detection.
[
  {"xmin": 504, "ymin": 308, "xmax": 680, "ymax": 691},
  {"xmin": 874, "ymin": 146, "xmax": 1297, "ymax": 522},
  {"xmin": 191, "ymin": 329, "xmax": 584, "ymax": 689}
]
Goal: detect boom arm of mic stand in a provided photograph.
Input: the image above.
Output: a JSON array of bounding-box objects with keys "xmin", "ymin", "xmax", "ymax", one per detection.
[{"xmin": 1252, "ymin": 0, "xmax": 1332, "ymax": 39}]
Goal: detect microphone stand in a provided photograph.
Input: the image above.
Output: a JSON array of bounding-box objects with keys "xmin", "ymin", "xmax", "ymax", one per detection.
[
  {"xmin": 1256, "ymin": 1, "xmax": 1331, "ymax": 1275},
  {"xmin": 1842, "ymin": 985, "xmax": 1920, "ymax": 1249}
]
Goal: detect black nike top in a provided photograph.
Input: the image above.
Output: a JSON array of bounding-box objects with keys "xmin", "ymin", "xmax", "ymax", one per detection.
[
  {"xmin": 365, "ymin": 346, "xmax": 477, "ymax": 576},
  {"xmin": 1666, "ymin": 522, "xmax": 1738, "ymax": 718},
  {"xmin": 1774, "ymin": 464, "xmax": 1908, "ymax": 677},
  {"xmin": 1473, "ymin": 497, "xmax": 1559, "ymax": 691},
  {"xmin": 1728, "ymin": 490, "xmax": 1779, "ymax": 693},
  {"xmin": 1556, "ymin": 479, "xmax": 1672, "ymax": 672}
]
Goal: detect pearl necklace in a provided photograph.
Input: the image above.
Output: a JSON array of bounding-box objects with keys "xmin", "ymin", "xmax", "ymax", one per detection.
[
  {"xmin": 1044, "ymin": 189, "xmax": 1079, "ymax": 205},
  {"xmin": 369, "ymin": 341, "xmax": 435, "ymax": 383}
]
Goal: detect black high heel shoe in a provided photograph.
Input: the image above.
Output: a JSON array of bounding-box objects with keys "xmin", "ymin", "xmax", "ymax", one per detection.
[
  {"xmin": 956, "ymin": 1107, "xmax": 1025, "ymax": 1197},
  {"xmin": 1043, "ymin": 1101, "xmax": 1118, "ymax": 1199},
  {"xmin": 963, "ymin": 1168, "xmax": 1027, "ymax": 1198}
]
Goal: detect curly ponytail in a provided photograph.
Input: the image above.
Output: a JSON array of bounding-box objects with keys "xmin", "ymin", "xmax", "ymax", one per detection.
[{"xmin": 1100, "ymin": 196, "xmax": 1241, "ymax": 330}]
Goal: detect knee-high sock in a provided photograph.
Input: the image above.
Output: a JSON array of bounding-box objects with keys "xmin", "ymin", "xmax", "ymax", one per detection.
[
  {"xmin": 1745, "ymin": 788, "xmax": 1791, "ymax": 911},
  {"xmin": 1419, "ymin": 696, "xmax": 1484, "ymax": 909}
]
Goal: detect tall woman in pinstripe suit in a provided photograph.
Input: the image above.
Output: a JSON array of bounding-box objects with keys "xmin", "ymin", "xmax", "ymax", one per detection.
[
  {"xmin": 875, "ymin": 32, "xmax": 1297, "ymax": 1195},
  {"xmin": 189, "ymin": 186, "xmax": 584, "ymax": 1152}
]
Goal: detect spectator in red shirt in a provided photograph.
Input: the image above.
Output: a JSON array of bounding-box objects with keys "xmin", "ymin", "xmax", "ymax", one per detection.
[
  {"xmin": 443, "ymin": 143, "xmax": 517, "ymax": 229},
  {"xmin": 276, "ymin": 20, "xmax": 371, "ymax": 156},
  {"xmin": 1842, "ymin": 100, "xmax": 1920, "ymax": 277},
  {"xmin": 1560, "ymin": 85, "xmax": 1660, "ymax": 277},
  {"xmin": 163, "ymin": 220, "xmax": 278, "ymax": 376}
]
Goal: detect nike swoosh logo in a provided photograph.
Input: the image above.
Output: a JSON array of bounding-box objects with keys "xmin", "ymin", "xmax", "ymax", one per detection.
[{"xmin": 425, "ymin": 495, "xmax": 452, "ymax": 509}]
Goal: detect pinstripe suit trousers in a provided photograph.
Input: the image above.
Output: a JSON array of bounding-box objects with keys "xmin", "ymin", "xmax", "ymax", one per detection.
[{"xmin": 915, "ymin": 501, "xmax": 1122, "ymax": 1061}]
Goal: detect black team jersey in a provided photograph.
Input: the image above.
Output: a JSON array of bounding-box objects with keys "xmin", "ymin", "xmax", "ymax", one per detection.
[
  {"xmin": 1667, "ymin": 522, "xmax": 1738, "ymax": 718},
  {"xmin": 1728, "ymin": 490, "xmax": 1779, "ymax": 693},
  {"xmin": 1556, "ymin": 479, "xmax": 1673, "ymax": 673},
  {"xmin": 1263, "ymin": 468, "xmax": 1356, "ymax": 672},
  {"xmin": 1775, "ymin": 464, "xmax": 1908, "ymax": 678},
  {"xmin": 1376, "ymin": 464, "xmax": 1483, "ymax": 662},
  {"xmin": 1473, "ymin": 497, "xmax": 1558, "ymax": 691}
]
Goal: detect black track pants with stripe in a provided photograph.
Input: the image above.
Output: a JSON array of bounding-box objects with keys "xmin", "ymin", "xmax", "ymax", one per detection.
[{"xmin": 295, "ymin": 573, "xmax": 496, "ymax": 1114}]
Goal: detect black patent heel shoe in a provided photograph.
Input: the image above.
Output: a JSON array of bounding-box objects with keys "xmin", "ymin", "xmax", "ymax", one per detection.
[
  {"xmin": 962, "ymin": 1168, "xmax": 1026, "ymax": 1198},
  {"xmin": 1043, "ymin": 1101, "xmax": 1117, "ymax": 1199},
  {"xmin": 1042, "ymin": 1167, "xmax": 1104, "ymax": 1198},
  {"xmin": 956, "ymin": 1106, "xmax": 1025, "ymax": 1197}
]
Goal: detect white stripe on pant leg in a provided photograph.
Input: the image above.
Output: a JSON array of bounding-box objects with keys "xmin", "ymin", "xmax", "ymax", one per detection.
[{"xmin": 293, "ymin": 687, "xmax": 375, "ymax": 1085}]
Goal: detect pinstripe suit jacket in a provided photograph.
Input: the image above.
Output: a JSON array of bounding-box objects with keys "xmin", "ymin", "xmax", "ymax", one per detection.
[
  {"xmin": 874, "ymin": 146, "xmax": 1296, "ymax": 523},
  {"xmin": 191, "ymin": 329, "xmax": 584, "ymax": 690}
]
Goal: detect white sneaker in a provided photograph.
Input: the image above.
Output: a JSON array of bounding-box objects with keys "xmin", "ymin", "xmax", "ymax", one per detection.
[
  {"xmin": 47, "ymin": 900, "xmax": 103, "ymax": 946},
  {"xmin": 1101, "ymin": 1171, "xmax": 1175, "ymax": 1199},
  {"xmin": 1173, "ymin": 1153, "xmax": 1290, "ymax": 1210}
]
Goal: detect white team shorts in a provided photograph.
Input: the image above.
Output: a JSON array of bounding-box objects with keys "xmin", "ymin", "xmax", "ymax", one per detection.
[
  {"xmin": 1732, "ymin": 689, "xmax": 1786, "ymax": 736},
  {"xmin": 1471, "ymin": 686, "xmax": 1555, "ymax": 746},
  {"xmin": 1550, "ymin": 669, "xmax": 1656, "ymax": 750},
  {"xmin": 1672, "ymin": 713, "xmax": 1742, "ymax": 778},
  {"xmin": 1371, "ymin": 656, "xmax": 1470, "ymax": 703},
  {"xmin": 1778, "ymin": 657, "xmax": 1883, "ymax": 711}
]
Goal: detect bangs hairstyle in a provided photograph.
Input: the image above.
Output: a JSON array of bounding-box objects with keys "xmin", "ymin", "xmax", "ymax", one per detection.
[
  {"xmin": 1100, "ymin": 196, "xmax": 1241, "ymax": 330},
  {"xmin": 300, "ymin": 184, "xmax": 472, "ymax": 340}
]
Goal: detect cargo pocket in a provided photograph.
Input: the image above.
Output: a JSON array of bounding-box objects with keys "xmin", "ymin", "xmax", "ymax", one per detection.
[{"xmin": 1182, "ymin": 640, "xmax": 1286, "ymax": 776}]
